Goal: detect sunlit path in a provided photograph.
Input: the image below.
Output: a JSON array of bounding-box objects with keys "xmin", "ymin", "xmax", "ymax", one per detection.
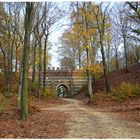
[{"xmin": 43, "ymin": 98, "xmax": 140, "ymax": 138}]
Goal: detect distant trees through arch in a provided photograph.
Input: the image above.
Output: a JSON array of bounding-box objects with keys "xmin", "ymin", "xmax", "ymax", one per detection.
[{"xmin": 57, "ymin": 84, "xmax": 69, "ymax": 97}]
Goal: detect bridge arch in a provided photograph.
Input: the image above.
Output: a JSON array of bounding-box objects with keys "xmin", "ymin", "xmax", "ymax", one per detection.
[
  {"xmin": 56, "ymin": 83, "xmax": 70, "ymax": 97},
  {"xmin": 56, "ymin": 83, "xmax": 70, "ymax": 91}
]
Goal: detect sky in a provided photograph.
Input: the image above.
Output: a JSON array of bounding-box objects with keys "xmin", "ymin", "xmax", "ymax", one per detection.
[
  {"xmin": 49, "ymin": 28, "xmax": 62, "ymax": 67},
  {"xmin": 48, "ymin": 2, "xmax": 70, "ymax": 68},
  {"xmin": 49, "ymin": 21, "xmax": 68, "ymax": 67}
]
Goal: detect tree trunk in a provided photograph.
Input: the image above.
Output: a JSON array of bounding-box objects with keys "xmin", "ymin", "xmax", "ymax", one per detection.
[
  {"xmin": 100, "ymin": 41, "xmax": 111, "ymax": 93},
  {"xmin": 43, "ymin": 34, "xmax": 49, "ymax": 90},
  {"xmin": 20, "ymin": 2, "xmax": 34, "ymax": 120},
  {"xmin": 78, "ymin": 46, "xmax": 81, "ymax": 69},
  {"xmin": 15, "ymin": 43, "xmax": 19, "ymax": 72},
  {"xmin": 115, "ymin": 45, "xmax": 119, "ymax": 71},
  {"xmin": 32, "ymin": 40, "xmax": 37, "ymax": 84},
  {"xmin": 107, "ymin": 37, "xmax": 110, "ymax": 72},
  {"xmin": 86, "ymin": 48, "xmax": 93, "ymax": 98},
  {"xmin": 7, "ymin": 45, "xmax": 12, "ymax": 96},
  {"xmin": 17, "ymin": 68, "xmax": 22, "ymax": 109},
  {"xmin": 83, "ymin": 2, "xmax": 93, "ymax": 98},
  {"xmin": 0, "ymin": 42, "xmax": 8, "ymax": 84},
  {"xmin": 123, "ymin": 36, "xmax": 128, "ymax": 70},
  {"xmin": 38, "ymin": 41, "xmax": 42, "ymax": 101}
]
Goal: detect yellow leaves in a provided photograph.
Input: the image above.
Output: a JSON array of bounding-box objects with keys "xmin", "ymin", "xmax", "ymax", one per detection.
[
  {"xmin": 105, "ymin": 22, "xmax": 111, "ymax": 29},
  {"xmin": 81, "ymin": 31, "xmax": 88, "ymax": 38},
  {"xmin": 85, "ymin": 45, "xmax": 93, "ymax": 51},
  {"xmin": 89, "ymin": 28, "xmax": 96, "ymax": 35},
  {"xmin": 87, "ymin": 64, "xmax": 102, "ymax": 73},
  {"xmin": 62, "ymin": 2, "xmax": 112, "ymax": 54},
  {"xmin": 107, "ymin": 32, "xmax": 111, "ymax": 41},
  {"xmin": 112, "ymin": 82, "xmax": 140, "ymax": 100},
  {"xmin": 87, "ymin": 64, "xmax": 103, "ymax": 79},
  {"xmin": 73, "ymin": 68, "xmax": 87, "ymax": 79},
  {"xmin": 85, "ymin": 45, "xmax": 90, "ymax": 49},
  {"xmin": 73, "ymin": 64, "xmax": 103, "ymax": 80},
  {"xmin": 80, "ymin": 29, "xmax": 96, "ymax": 41},
  {"xmin": 0, "ymin": 94, "xmax": 8, "ymax": 114},
  {"xmin": 72, "ymin": 23, "xmax": 81, "ymax": 31},
  {"xmin": 84, "ymin": 12, "xmax": 94, "ymax": 21}
]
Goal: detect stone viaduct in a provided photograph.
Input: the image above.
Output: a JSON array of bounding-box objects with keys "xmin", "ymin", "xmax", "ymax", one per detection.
[{"xmin": 44, "ymin": 67, "xmax": 88, "ymax": 96}]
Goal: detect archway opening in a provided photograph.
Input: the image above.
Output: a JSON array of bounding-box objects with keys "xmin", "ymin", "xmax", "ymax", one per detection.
[{"xmin": 56, "ymin": 84, "xmax": 69, "ymax": 97}]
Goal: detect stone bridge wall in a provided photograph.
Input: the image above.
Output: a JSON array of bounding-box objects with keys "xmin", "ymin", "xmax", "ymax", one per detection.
[{"xmin": 44, "ymin": 68, "xmax": 88, "ymax": 95}]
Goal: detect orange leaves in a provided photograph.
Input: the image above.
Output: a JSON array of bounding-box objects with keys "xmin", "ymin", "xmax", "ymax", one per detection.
[
  {"xmin": 87, "ymin": 64, "xmax": 103, "ymax": 79},
  {"xmin": 73, "ymin": 64, "xmax": 103, "ymax": 80},
  {"xmin": 68, "ymin": 3, "xmax": 99, "ymax": 43},
  {"xmin": 73, "ymin": 68, "xmax": 87, "ymax": 78},
  {"xmin": 112, "ymin": 82, "xmax": 140, "ymax": 100}
]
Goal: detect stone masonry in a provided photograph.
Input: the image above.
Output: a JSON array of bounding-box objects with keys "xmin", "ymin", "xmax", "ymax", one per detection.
[{"xmin": 44, "ymin": 67, "xmax": 88, "ymax": 95}]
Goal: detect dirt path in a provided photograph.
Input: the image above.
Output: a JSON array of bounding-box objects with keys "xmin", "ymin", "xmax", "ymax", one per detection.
[{"xmin": 42, "ymin": 98, "xmax": 140, "ymax": 138}]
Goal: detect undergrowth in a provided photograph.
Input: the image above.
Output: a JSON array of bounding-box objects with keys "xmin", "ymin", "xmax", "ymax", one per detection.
[
  {"xmin": 92, "ymin": 82, "xmax": 140, "ymax": 103},
  {"xmin": 43, "ymin": 88, "xmax": 57, "ymax": 98},
  {"xmin": 111, "ymin": 82, "xmax": 140, "ymax": 100},
  {"xmin": 30, "ymin": 80, "xmax": 57, "ymax": 99},
  {"xmin": 0, "ymin": 94, "xmax": 9, "ymax": 115}
]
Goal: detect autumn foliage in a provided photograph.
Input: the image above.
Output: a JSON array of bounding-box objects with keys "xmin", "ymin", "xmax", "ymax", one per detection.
[
  {"xmin": 111, "ymin": 82, "xmax": 140, "ymax": 100},
  {"xmin": 73, "ymin": 64, "xmax": 103, "ymax": 80}
]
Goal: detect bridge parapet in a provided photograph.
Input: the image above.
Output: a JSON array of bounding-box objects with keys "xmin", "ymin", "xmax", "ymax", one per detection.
[{"xmin": 47, "ymin": 67, "xmax": 73, "ymax": 71}]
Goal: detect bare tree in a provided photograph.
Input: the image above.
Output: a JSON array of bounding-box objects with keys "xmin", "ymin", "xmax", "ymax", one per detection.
[
  {"xmin": 20, "ymin": 2, "xmax": 34, "ymax": 120},
  {"xmin": 92, "ymin": 2, "xmax": 111, "ymax": 93}
]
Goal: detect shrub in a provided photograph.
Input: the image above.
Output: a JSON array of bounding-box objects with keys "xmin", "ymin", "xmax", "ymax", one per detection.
[
  {"xmin": 0, "ymin": 94, "xmax": 8, "ymax": 115},
  {"xmin": 43, "ymin": 88, "xmax": 57, "ymax": 98},
  {"xmin": 112, "ymin": 82, "xmax": 140, "ymax": 100},
  {"xmin": 29, "ymin": 79, "xmax": 38, "ymax": 93},
  {"xmin": 91, "ymin": 83, "xmax": 140, "ymax": 103},
  {"xmin": 30, "ymin": 79, "xmax": 38, "ymax": 89}
]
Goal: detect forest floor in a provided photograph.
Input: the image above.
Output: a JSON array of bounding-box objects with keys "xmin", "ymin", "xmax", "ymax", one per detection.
[
  {"xmin": 88, "ymin": 96, "xmax": 140, "ymax": 123},
  {"xmin": 0, "ymin": 96, "xmax": 68, "ymax": 138},
  {"xmin": 0, "ymin": 96, "xmax": 140, "ymax": 138}
]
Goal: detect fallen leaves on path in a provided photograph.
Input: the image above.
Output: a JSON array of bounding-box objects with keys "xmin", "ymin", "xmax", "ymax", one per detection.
[
  {"xmin": 89, "ymin": 96, "xmax": 140, "ymax": 123},
  {"xmin": 0, "ymin": 96, "xmax": 68, "ymax": 138}
]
